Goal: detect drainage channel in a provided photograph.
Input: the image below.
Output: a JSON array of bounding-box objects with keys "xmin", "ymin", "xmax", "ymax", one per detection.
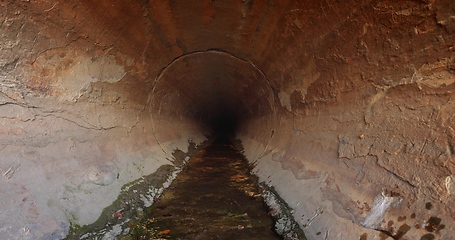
[{"xmin": 125, "ymin": 137, "xmax": 281, "ymax": 240}]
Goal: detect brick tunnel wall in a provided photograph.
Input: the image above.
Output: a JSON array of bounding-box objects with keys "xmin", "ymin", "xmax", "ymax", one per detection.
[{"xmin": 1, "ymin": 0, "xmax": 455, "ymax": 239}]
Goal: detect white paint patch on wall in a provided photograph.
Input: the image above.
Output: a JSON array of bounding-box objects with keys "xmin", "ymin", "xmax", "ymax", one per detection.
[
  {"xmin": 446, "ymin": 175, "xmax": 455, "ymax": 196},
  {"xmin": 54, "ymin": 55, "xmax": 126, "ymax": 101},
  {"xmin": 88, "ymin": 55, "xmax": 126, "ymax": 83},
  {"xmin": 278, "ymin": 90, "xmax": 292, "ymax": 111}
]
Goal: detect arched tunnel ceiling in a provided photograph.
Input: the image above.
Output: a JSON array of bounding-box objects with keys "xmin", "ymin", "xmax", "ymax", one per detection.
[
  {"xmin": 1, "ymin": 0, "xmax": 455, "ymax": 239},
  {"xmin": 149, "ymin": 50, "xmax": 275, "ymax": 142}
]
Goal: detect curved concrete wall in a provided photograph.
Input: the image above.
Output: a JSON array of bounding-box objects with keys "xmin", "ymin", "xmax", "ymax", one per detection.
[{"xmin": 1, "ymin": 0, "xmax": 455, "ymax": 239}]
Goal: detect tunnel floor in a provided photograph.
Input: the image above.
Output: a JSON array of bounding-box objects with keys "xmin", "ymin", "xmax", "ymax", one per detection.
[{"xmin": 125, "ymin": 137, "xmax": 281, "ymax": 240}]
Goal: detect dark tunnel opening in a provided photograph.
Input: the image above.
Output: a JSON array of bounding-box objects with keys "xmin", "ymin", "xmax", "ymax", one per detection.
[
  {"xmin": 149, "ymin": 50, "xmax": 276, "ymax": 150},
  {"xmin": 207, "ymin": 110, "xmax": 241, "ymax": 138}
]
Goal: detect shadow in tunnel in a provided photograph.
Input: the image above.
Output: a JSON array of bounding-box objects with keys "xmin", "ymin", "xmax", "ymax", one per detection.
[{"xmin": 207, "ymin": 111, "xmax": 240, "ymax": 140}]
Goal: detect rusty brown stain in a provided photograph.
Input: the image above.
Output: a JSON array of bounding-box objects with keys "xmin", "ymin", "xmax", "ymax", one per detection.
[
  {"xmin": 395, "ymin": 224, "xmax": 411, "ymax": 238},
  {"xmin": 397, "ymin": 216, "xmax": 406, "ymax": 222}
]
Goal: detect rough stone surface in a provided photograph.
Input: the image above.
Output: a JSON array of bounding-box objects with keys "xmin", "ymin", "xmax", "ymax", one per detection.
[{"xmin": 1, "ymin": 0, "xmax": 455, "ymax": 239}]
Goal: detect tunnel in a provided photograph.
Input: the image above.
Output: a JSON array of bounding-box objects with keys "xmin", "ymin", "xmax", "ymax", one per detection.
[{"xmin": 1, "ymin": 0, "xmax": 455, "ymax": 239}]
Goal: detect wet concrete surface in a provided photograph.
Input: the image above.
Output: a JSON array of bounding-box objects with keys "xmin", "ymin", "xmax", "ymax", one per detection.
[{"xmin": 126, "ymin": 137, "xmax": 281, "ymax": 239}]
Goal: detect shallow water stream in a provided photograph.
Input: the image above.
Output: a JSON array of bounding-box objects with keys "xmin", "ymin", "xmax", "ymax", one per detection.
[{"xmin": 125, "ymin": 137, "xmax": 281, "ymax": 239}]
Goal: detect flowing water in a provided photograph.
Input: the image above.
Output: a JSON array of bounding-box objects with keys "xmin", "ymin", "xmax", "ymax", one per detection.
[{"xmin": 125, "ymin": 137, "xmax": 281, "ymax": 240}]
